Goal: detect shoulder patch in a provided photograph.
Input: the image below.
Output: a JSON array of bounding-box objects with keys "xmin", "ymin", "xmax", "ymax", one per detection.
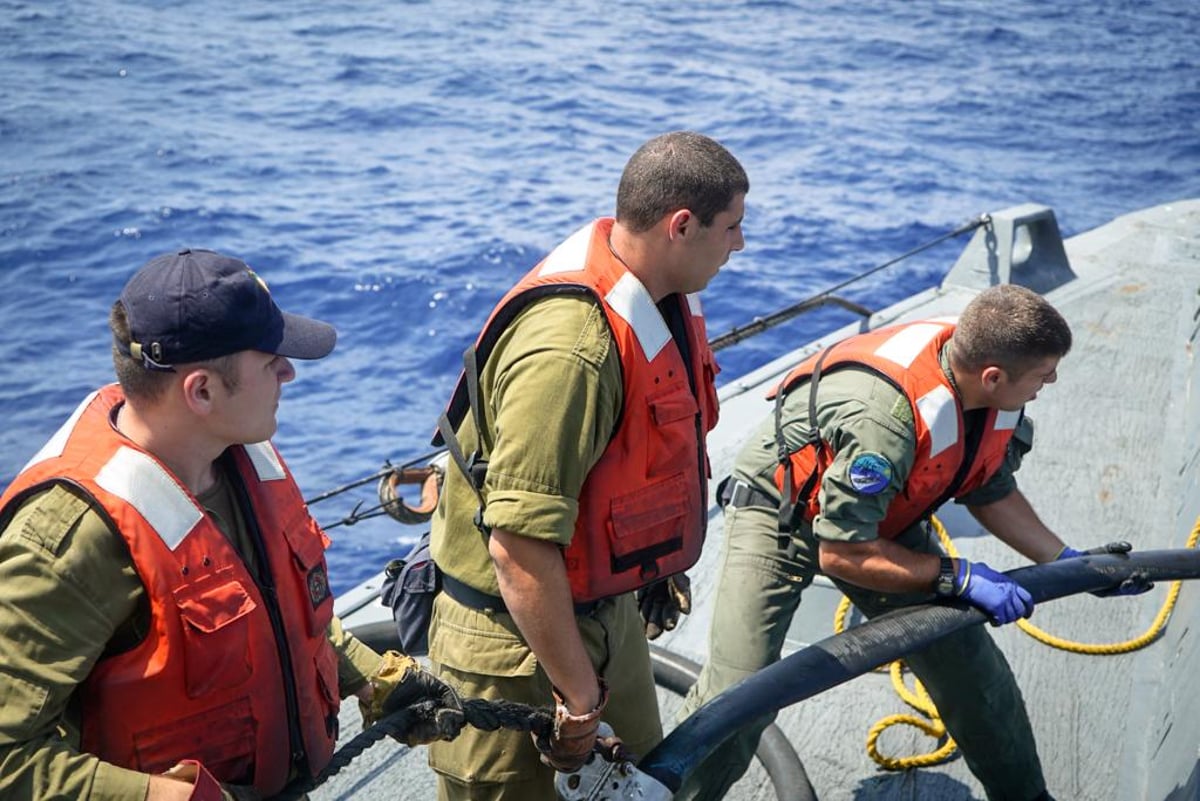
[
  {"xmin": 848, "ymin": 453, "xmax": 894, "ymax": 495},
  {"xmin": 18, "ymin": 484, "xmax": 92, "ymax": 556},
  {"xmin": 889, "ymin": 395, "xmax": 914, "ymax": 425}
]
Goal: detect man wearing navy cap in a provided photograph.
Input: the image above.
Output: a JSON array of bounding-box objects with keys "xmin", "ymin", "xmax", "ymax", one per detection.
[{"xmin": 0, "ymin": 250, "xmax": 464, "ymax": 801}]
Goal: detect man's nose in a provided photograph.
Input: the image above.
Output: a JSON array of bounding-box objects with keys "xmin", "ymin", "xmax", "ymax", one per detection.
[{"xmin": 278, "ymin": 356, "xmax": 296, "ymax": 383}]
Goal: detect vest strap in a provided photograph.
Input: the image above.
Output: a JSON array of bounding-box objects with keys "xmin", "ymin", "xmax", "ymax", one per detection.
[
  {"xmin": 438, "ymin": 345, "xmax": 492, "ymax": 535},
  {"xmin": 719, "ymin": 479, "xmax": 778, "ymax": 511},
  {"xmin": 774, "ymin": 344, "xmax": 834, "ymax": 552}
]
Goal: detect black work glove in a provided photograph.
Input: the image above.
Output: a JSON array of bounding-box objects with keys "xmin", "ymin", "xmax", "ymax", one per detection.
[
  {"xmin": 635, "ymin": 573, "xmax": 692, "ymax": 640},
  {"xmin": 1056, "ymin": 541, "xmax": 1155, "ymax": 597},
  {"xmin": 360, "ymin": 650, "xmax": 466, "ymax": 745}
]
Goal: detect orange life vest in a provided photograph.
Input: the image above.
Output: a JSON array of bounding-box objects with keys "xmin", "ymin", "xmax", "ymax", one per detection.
[
  {"xmin": 436, "ymin": 218, "xmax": 720, "ymax": 601},
  {"xmin": 769, "ymin": 320, "xmax": 1021, "ymax": 538},
  {"xmin": 0, "ymin": 385, "xmax": 339, "ymax": 795}
]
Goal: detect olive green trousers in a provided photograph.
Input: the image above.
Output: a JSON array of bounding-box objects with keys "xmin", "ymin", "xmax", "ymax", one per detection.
[
  {"xmin": 427, "ymin": 591, "xmax": 661, "ymax": 801},
  {"xmin": 676, "ymin": 505, "xmax": 1047, "ymax": 801}
]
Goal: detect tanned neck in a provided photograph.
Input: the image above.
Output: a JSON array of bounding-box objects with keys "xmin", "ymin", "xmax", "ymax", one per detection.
[
  {"xmin": 115, "ymin": 400, "xmax": 221, "ymax": 495},
  {"xmin": 609, "ymin": 222, "xmax": 671, "ymax": 302}
]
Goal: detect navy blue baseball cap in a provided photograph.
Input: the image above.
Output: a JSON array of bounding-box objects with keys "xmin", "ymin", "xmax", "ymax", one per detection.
[{"xmin": 118, "ymin": 248, "xmax": 337, "ymax": 371}]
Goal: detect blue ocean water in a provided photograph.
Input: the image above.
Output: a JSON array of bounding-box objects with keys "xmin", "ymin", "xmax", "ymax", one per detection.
[{"xmin": 2, "ymin": 0, "xmax": 1198, "ymax": 594}]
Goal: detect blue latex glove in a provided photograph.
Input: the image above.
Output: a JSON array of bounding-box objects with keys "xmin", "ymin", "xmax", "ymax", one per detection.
[
  {"xmin": 1056, "ymin": 542, "xmax": 1154, "ymax": 597},
  {"xmin": 954, "ymin": 560, "xmax": 1034, "ymax": 625}
]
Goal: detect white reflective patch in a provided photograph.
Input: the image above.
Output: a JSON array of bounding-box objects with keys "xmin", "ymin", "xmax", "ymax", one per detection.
[
  {"xmin": 95, "ymin": 447, "xmax": 202, "ymax": 552},
  {"xmin": 21, "ymin": 390, "xmax": 100, "ymax": 473},
  {"xmin": 916, "ymin": 385, "xmax": 960, "ymax": 459},
  {"xmin": 874, "ymin": 323, "xmax": 950, "ymax": 368},
  {"xmin": 686, "ymin": 293, "xmax": 703, "ymax": 317},
  {"xmin": 606, "ymin": 272, "xmax": 670, "ymax": 361},
  {"xmin": 994, "ymin": 410, "xmax": 1021, "ymax": 431},
  {"xmin": 538, "ymin": 223, "xmax": 594, "ymax": 275},
  {"xmin": 244, "ymin": 441, "xmax": 286, "ymax": 481}
]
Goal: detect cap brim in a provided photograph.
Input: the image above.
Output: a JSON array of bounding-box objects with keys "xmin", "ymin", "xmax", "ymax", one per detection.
[{"xmin": 272, "ymin": 312, "xmax": 338, "ymax": 360}]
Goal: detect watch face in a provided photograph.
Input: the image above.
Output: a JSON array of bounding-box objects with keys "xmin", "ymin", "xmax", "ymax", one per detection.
[{"xmin": 936, "ymin": 558, "xmax": 955, "ymax": 596}]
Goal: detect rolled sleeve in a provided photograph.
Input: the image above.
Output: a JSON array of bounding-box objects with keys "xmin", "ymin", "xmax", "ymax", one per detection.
[{"xmin": 483, "ymin": 489, "xmax": 580, "ymax": 545}]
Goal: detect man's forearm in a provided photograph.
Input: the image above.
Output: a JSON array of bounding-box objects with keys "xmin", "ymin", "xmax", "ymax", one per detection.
[
  {"xmin": 818, "ymin": 536, "xmax": 941, "ymax": 593},
  {"xmin": 967, "ymin": 489, "xmax": 1065, "ymax": 563},
  {"xmin": 488, "ymin": 529, "xmax": 601, "ymax": 714}
]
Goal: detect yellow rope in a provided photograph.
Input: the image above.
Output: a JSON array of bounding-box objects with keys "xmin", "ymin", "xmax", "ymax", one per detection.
[{"xmin": 837, "ymin": 514, "xmax": 1200, "ymax": 771}]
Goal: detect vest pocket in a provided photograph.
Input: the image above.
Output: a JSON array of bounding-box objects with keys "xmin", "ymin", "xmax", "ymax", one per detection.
[
  {"xmin": 281, "ymin": 509, "xmax": 335, "ymax": 638},
  {"xmin": 646, "ymin": 383, "xmax": 700, "ymax": 477},
  {"xmin": 607, "ymin": 473, "xmax": 692, "ymax": 575},
  {"xmin": 132, "ymin": 696, "xmax": 256, "ymax": 783},
  {"xmin": 174, "ymin": 574, "xmax": 257, "ymax": 698}
]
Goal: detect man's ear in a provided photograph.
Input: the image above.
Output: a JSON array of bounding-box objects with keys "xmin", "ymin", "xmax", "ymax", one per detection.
[
  {"xmin": 666, "ymin": 208, "xmax": 693, "ymax": 241},
  {"xmin": 980, "ymin": 365, "xmax": 1005, "ymax": 391},
  {"xmin": 180, "ymin": 369, "xmax": 214, "ymax": 415}
]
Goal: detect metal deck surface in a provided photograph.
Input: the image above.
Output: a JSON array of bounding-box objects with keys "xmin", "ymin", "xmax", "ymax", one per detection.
[{"xmin": 325, "ymin": 198, "xmax": 1200, "ymax": 801}]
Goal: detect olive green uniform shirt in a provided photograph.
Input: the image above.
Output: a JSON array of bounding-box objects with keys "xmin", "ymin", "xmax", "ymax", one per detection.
[
  {"xmin": 732, "ymin": 345, "xmax": 1029, "ymax": 541},
  {"xmin": 0, "ymin": 465, "xmax": 381, "ymax": 800},
  {"xmin": 430, "ymin": 294, "xmax": 623, "ymax": 590}
]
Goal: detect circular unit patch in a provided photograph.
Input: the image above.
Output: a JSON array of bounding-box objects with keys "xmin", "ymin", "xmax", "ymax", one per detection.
[{"xmin": 847, "ymin": 452, "xmax": 894, "ymax": 495}]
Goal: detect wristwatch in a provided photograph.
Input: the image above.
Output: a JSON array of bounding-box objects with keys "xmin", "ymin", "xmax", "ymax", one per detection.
[{"xmin": 934, "ymin": 556, "xmax": 957, "ymax": 598}]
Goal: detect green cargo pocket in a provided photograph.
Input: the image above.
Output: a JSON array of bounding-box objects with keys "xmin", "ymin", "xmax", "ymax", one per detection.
[
  {"xmin": 428, "ymin": 592, "xmax": 536, "ymax": 679},
  {"xmin": 0, "ymin": 668, "xmax": 50, "ymax": 743},
  {"xmin": 427, "ymin": 593, "xmax": 544, "ymax": 784}
]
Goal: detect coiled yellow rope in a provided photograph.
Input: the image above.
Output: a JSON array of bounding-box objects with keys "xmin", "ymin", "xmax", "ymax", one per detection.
[{"xmin": 834, "ymin": 514, "xmax": 1200, "ymax": 770}]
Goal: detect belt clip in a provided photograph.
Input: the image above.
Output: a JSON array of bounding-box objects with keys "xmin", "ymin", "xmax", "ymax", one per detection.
[{"xmin": 776, "ymin": 533, "xmax": 798, "ymax": 560}]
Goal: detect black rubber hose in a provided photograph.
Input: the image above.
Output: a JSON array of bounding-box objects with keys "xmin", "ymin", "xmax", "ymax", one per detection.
[
  {"xmin": 638, "ymin": 548, "xmax": 1200, "ymax": 792},
  {"xmin": 649, "ymin": 643, "xmax": 817, "ymax": 801}
]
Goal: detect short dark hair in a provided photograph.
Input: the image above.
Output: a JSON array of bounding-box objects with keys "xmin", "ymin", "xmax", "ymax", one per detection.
[
  {"xmin": 110, "ymin": 301, "xmax": 239, "ymax": 402},
  {"xmin": 615, "ymin": 131, "xmax": 749, "ymax": 233},
  {"xmin": 952, "ymin": 284, "xmax": 1072, "ymax": 375}
]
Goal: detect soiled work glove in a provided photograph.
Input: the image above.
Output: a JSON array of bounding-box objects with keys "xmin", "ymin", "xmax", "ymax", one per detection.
[
  {"xmin": 1056, "ymin": 541, "xmax": 1155, "ymax": 597},
  {"xmin": 635, "ymin": 573, "xmax": 692, "ymax": 640},
  {"xmin": 954, "ymin": 560, "xmax": 1034, "ymax": 625},
  {"xmin": 359, "ymin": 650, "xmax": 465, "ymax": 745},
  {"xmin": 533, "ymin": 679, "xmax": 610, "ymax": 773}
]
